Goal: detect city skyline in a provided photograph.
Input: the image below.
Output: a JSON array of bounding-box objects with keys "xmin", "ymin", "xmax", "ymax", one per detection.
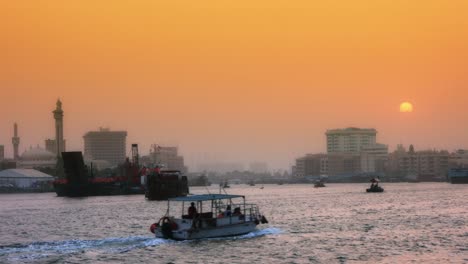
[{"xmin": 1, "ymin": 1, "xmax": 467, "ymax": 170}]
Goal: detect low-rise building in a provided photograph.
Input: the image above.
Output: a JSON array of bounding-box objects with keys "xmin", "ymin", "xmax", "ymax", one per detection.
[
  {"xmin": 293, "ymin": 154, "xmax": 328, "ymax": 177},
  {"xmin": 360, "ymin": 144, "xmax": 388, "ymax": 173},
  {"xmin": 147, "ymin": 144, "xmax": 187, "ymax": 173},
  {"xmin": 388, "ymin": 145, "xmax": 449, "ymax": 181}
]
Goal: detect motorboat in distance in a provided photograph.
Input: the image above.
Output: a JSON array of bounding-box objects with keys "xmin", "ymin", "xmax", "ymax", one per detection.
[
  {"xmin": 366, "ymin": 178, "xmax": 384, "ymax": 192},
  {"xmin": 150, "ymin": 194, "xmax": 268, "ymax": 240}
]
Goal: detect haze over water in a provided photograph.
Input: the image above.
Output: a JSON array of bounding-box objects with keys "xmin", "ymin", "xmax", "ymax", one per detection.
[{"xmin": 1, "ymin": 183, "xmax": 467, "ymax": 263}]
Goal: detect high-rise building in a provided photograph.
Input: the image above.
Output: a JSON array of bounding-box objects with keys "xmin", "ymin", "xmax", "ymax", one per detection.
[
  {"xmin": 11, "ymin": 123, "xmax": 20, "ymax": 160},
  {"xmin": 148, "ymin": 144, "xmax": 187, "ymax": 173},
  {"xmin": 0, "ymin": 145, "xmax": 4, "ymax": 160},
  {"xmin": 52, "ymin": 99, "xmax": 65, "ymax": 156},
  {"xmin": 326, "ymin": 127, "xmax": 377, "ymax": 153},
  {"xmin": 83, "ymin": 128, "xmax": 127, "ymax": 167}
]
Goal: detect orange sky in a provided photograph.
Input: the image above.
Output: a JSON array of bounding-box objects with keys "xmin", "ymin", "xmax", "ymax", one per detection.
[{"xmin": 1, "ymin": 1, "xmax": 467, "ymax": 170}]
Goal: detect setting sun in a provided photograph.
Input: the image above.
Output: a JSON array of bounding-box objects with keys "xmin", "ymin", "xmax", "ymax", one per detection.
[{"xmin": 400, "ymin": 102, "xmax": 414, "ymax": 113}]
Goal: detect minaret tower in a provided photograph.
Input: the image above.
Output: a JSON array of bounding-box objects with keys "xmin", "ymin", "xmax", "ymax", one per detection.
[
  {"xmin": 12, "ymin": 123, "xmax": 20, "ymax": 160},
  {"xmin": 53, "ymin": 99, "xmax": 64, "ymax": 157}
]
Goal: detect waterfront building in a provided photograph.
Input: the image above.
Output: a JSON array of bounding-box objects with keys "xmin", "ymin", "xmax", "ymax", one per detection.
[
  {"xmin": 11, "ymin": 123, "xmax": 20, "ymax": 160},
  {"xmin": 388, "ymin": 145, "xmax": 449, "ymax": 181},
  {"xmin": 360, "ymin": 144, "xmax": 388, "ymax": 173},
  {"xmin": 449, "ymin": 149, "xmax": 468, "ymax": 168},
  {"xmin": 0, "ymin": 169, "xmax": 54, "ymax": 190},
  {"xmin": 327, "ymin": 153, "xmax": 362, "ymax": 176},
  {"xmin": 0, "ymin": 145, "xmax": 4, "ymax": 160},
  {"xmin": 326, "ymin": 127, "xmax": 377, "ymax": 153},
  {"xmin": 147, "ymin": 144, "xmax": 187, "ymax": 173},
  {"xmin": 83, "ymin": 128, "xmax": 127, "ymax": 167},
  {"xmin": 294, "ymin": 154, "xmax": 328, "ymax": 177}
]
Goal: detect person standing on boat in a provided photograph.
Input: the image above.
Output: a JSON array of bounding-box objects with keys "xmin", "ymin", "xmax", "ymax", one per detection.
[
  {"xmin": 188, "ymin": 202, "xmax": 197, "ymax": 218},
  {"xmin": 224, "ymin": 205, "xmax": 232, "ymax": 217}
]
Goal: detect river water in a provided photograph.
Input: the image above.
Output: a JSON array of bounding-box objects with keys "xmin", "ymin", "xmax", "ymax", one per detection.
[{"xmin": 0, "ymin": 183, "xmax": 467, "ymax": 263}]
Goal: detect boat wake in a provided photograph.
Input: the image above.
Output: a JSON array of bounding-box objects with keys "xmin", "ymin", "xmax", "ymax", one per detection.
[
  {"xmin": 0, "ymin": 236, "xmax": 167, "ymax": 261},
  {"xmin": 0, "ymin": 228, "xmax": 282, "ymax": 261}
]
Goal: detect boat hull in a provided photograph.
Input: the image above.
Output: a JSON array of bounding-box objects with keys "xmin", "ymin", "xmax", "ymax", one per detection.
[
  {"xmin": 366, "ymin": 187, "xmax": 384, "ymax": 192},
  {"xmin": 450, "ymin": 177, "xmax": 468, "ymax": 184},
  {"xmin": 156, "ymin": 222, "xmax": 257, "ymax": 240}
]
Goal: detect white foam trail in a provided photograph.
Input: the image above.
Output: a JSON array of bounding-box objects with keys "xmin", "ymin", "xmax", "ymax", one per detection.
[
  {"xmin": 204, "ymin": 227, "xmax": 284, "ymax": 241},
  {"xmin": 0, "ymin": 228, "xmax": 282, "ymax": 260},
  {"xmin": 0, "ymin": 235, "xmax": 166, "ymax": 258}
]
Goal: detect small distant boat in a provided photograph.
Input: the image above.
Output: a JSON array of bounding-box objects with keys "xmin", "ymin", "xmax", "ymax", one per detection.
[
  {"xmin": 219, "ymin": 180, "xmax": 230, "ymax": 188},
  {"xmin": 366, "ymin": 178, "xmax": 384, "ymax": 193},
  {"xmin": 314, "ymin": 181, "xmax": 325, "ymax": 188},
  {"xmin": 366, "ymin": 186, "xmax": 384, "ymax": 192},
  {"xmin": 149, "ymin": 194, "xmax": 268, "ymax": 240},
  {"xmin": 448, "ymin": 168, "xmax": 468, "ymax": 184}
]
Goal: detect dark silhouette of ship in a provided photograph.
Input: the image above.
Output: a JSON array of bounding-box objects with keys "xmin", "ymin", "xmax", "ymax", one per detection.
[
  {"xmin": 145, "ymin": 169, "xmax": 188, "ymax": 200},
  {"xmin": 53, "ymin": 144, "xmax": 188, "ymax": 198}
]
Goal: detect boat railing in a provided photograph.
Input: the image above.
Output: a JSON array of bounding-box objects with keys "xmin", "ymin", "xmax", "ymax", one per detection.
[{"xmin": 229, "ymin": 203, "xmax": 261, "ymax": 219}]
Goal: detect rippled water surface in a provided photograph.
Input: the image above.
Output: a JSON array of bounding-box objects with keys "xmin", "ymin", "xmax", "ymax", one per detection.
[{"xmin": 1, "ymin": 183, "xmax": 467, "ymax": 263}]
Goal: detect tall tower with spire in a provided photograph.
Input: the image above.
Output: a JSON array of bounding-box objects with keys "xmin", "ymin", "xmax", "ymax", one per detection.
[
  {"xmin": 12, "ymin": 123, "xmax": 20, "ymax": 160},
  {"xmin": 53, "ymin": 99, "xmax": 65, "ymax": 157}
]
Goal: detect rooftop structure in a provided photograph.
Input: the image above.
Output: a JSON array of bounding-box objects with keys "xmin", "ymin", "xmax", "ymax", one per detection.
[{"xmin": 326, "ymin": 127, "xmax": 377, "ymax": 153}]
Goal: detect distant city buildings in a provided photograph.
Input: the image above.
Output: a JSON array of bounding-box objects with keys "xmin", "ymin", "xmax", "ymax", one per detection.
[
  {"xmin": 387, "ymin": 145, "xmax": 449, "ymax": 181},
  {"xmin": 326, "ymin": 127, "xmax": 377, "ymax": 153},
  {"xmin": 0, "ymin": 145, "xmax": 4, "ymax": 160},
  {"xmin": 249, "ymin": 162, "xmax": 269, "ymax": 174},
  {"xmin": 293, "ymin": 154, "xmax": 328, "ymax": 178},
  {"xmin": 449, "ymin": 149, "xmax": 468, "ymax": 168},
  {"xmin": 83, "ymin": 128, "xmax": 127, "ymax": 167},
  {"xmin": 145, "ymin": 144, "xmax": 187, "ymax": 173},
  {"xmin": 197, "ymin": 162, "xmax": 245, "ymax": 174},
  {"xmin": 360, "ymin": 143, "xmax": 388, "ymax": 173},
  {"xmin": 294, "ymin": 127, "xmax": 388, "ymax": 180}
]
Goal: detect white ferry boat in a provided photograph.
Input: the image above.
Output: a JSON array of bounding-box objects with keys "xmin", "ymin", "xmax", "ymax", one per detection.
[{"xmin": 149, "ymin": 194, "xmax": 268, "ymax": 240}]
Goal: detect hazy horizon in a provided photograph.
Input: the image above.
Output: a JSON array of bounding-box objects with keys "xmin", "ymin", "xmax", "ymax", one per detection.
[{"xmin": 1, "ymin": 1, "xmax": 467, "ymax": 170}]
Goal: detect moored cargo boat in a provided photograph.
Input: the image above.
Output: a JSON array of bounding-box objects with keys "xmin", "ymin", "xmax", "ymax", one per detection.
[{"xmin": 448, "ymin": 168, "xmax": 468, "ymax": 184}]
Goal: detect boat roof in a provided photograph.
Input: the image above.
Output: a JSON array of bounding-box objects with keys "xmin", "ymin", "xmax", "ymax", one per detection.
[{"xmin": 169, "ymin": 194, "xmax": 244, "ymax": 202}]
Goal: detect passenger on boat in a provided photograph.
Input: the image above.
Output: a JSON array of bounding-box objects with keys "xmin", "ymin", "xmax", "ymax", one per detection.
[
  {"xmin": 233, "ymin": 207, "xmax": 242, "ymax": 216},
  {"xmin": 224, "ymin": 205, "xmax": 232, "ymax": 217},
  {"xmin": 188, "ymin": 202, "xmax": 197, "ymax": 218}
]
